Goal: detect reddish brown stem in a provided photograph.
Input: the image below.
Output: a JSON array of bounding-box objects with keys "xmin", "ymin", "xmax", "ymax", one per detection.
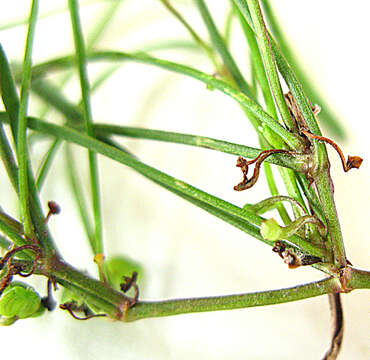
[
  {"xmin": 59, "ymin": 303, "xmax": 107, "ymax": 320},
  {"xmin": 301, "ymin": 130, "xmax": 363, "ymax": 172},
  {"xmin": 120, "ymin": 271, "xmax": 139, "ymax": 307},
  {"xmin": 44, "ymin": 201, "xmax": 61, "ymax": 224},
  {"xmin": 322, "ymin": 293, "xmax": 344, "ymax": 360},
  {"xmin": 0, "ymin": 244, "xmax": 41, "ymax": 277}
]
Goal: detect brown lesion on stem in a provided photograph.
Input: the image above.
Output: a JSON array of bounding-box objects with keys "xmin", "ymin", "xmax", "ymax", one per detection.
[
  {"xmin": 301, "ymin": 129, "xmax": 363, "ymax": 172},
  {"xmin": 234, "ymin": 150, "xmax": 293, "ymax": 191},
  {"xmin": 272, "ymin": 241, "xmax": 321, "ymax": 269}
]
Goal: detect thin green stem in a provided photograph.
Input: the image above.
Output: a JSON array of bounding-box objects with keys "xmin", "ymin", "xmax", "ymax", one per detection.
[
  {"xmin": 232, "ymin": 2, "xmax": 345, "ymax": 267},
  {"xmin": 234, "ymin": 5, "xmax": 294, "ymax": 224},
  {"xmin": 262, "ymin": 162, "xmax": 291, "ymax": 225},
  {"xmin": 0, "ymin": 124, "xmax": 19, "ymax": 192},
  {"xmin": 85, "ymin": 0, "xmax": 124, "ymax": 49},
  {"xmin": 245, "ymin": 195, "xmax": 306, "ymax": 216},
  {"xmin": 0, "ymin": 114, "xmax": 326, "ymax": 259},
  {"xmin": 65, "ymin": 144, "xmax": 95, "ymax": 252},
  {"xmin": 0, "ymin": 212, "xmax": 26, "ymax": 247},
  {"xmin": 17, "ymin": 0, "xmax": 39, "ymax": 238},
  {"xmin": 245, "ymin": 0, "xmax": 293, "ymax": 130},
  {"xmin": 268, "ymin": 37, "xmax": 346, "ymax": 267},
  {"xmin": 280, "ymin": 215, "xmax": 326, "ymax": 239},
  {"xmin": 158, "ymin": 0, "xmax": 219, "ymax": 69},
  {"xmin": 223, "ymin": 5, "xmax": 234, "ymax": 46},
  {"xmin": 36, "ymin": 138, "xmax": 61, "ymax": 190},
  {"xmin": 233, "ymin": 3, "xmax": 275, "ymax": 118},
  {"xmin": 30, "ymin": 51, "xmax": 304, "ymax": 150},
  {"xmin": 93, "ymin": 124, "xmax": 309, "ymax": 172},
  {"xmin": 260, "ymin": 0, "xmax": 345, "ymax": 139},
  {"xmin": 194, "ymin": 0, "xmax": 254, "ymax": 98},
  {"xmin": 0, "ymin": 45, "xmax": 20, "ymax": 139},
  {"xmin": 69, "ymin": 0, "xmax": 103, "ymax": 257},
  {"xmin": 0, "ymin": 47, "xmax": 58, "ymax": 256}
]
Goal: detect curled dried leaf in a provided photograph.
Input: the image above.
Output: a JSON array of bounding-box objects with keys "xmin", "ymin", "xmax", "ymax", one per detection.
[{"xmin": 234, "ymin": 150, "xmax": 292, "ymax": 191}]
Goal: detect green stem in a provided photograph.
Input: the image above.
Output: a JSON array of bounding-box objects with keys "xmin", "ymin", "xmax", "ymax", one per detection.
[
  {"xmin": 36, "ymin": 138, "xmax": 61, "ymax": 190},
  {"xmin": 0, "ymin": 214, "xmax": 26, "ymax": 247},
  {"xmin": 158, "ymin": 0, "xmax": 219, "ymax": 69},
  {"xmin": 125, "ymin": 276, "xmax": 339, "ymax": 321},
  {"xmin": 0, "ymin": 124, "xmax": 19, "ymax": 192},
  {"xmin": 93, "ymin": 124, "xmax": 309, "ymax": 172},
  {"xmin": 260, "ymin": 0, "xmax": 345, "ymax": 139},
  {"xmin": 0, "ymin": 113, "xmax": 326, "ymax": 259},
  {"xmin": 194, "ymin": 0, "xmax": 254, "ymax": 97},
  {"xmin": 262, "ymin": 162, "xmax": 291, "ymax": 225},
  {"xmin": 268, "ymin": 36, "xmax": 346, "ymax": 267},
  {"xmin": 246, "ymin": 0, "xmax": 293, "ymax": 130},
  {"xmin": 69, "ymin": 0, "xmax": 103, "ymax": 257},
  {"xmin": 65, "ymin": 144, "xmax": 95, "ymax": 252},
  {"xmin": 233, "ymin": 1, "xmax": 346, "ymax": 267},
  {"xmin": 245, "ymin": 195, "xmax": 306, "ymax": 216},
  {"xmin": 347, "ymin": 268, "xmax": 370, "ymax": 290},
  {"xmin": 314, "ymin": 172, "xmax": 346, "ymax": 267},
  {"xmin": 18, "ymin": 254, "xmax": 370, "ymax": 322},
  {"xmin": 282, "ymin": 215, "xmax": 326, "ymax": 239},
  {"xmin": 17, "ymin": 0, "xmax": 39, "ymax": 238},
  {"xmin": 30, "ymin": 51, "xmax": 304, "ymax": 150}
]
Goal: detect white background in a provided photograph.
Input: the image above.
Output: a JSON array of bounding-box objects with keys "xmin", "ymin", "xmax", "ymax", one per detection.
[{"xmin": 0, "ymin": 1, "xmax": 369, "ymax": 359}]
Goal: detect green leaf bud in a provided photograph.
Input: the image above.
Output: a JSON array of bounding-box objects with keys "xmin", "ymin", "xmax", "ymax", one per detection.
[
  {"xmin": 0, "ymin": 282, "xmax": 41, "ymax": 319},
  {"xmin": 260, "ymin": 218, "xmax": 283, "ymax": 241}
]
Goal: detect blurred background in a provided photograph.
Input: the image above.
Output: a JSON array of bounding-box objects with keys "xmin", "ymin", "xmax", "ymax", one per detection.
[{"xmin": 0, "ymin": 1, "xmax": 369, "ymax": 359}]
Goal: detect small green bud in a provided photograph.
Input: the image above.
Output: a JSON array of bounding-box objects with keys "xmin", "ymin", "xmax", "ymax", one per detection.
[
  {"xmin": 0, "ymin": 315, "xmax": 18, "ymax": 326},
  {"xmin": 260, "ymin": 218, "xmax": 283, "ymax": 241},
  {"xmin": 0, "ymin": 281, "xmax": 41, "ymax": 319},
  {"xmin": 206, "ymin": 83, "xmax": 215, "ymax": 91}
]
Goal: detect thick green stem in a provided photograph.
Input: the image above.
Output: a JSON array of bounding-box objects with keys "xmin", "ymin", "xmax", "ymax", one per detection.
[
  {"xmin": 315, "ymin": 171, "xmax": 346, "ymax": 267},
  {"xmin": 52, "ymin": 259, "xmax": 129, "ymax": 319},
  {"xmin": 125, "ymin": 276, "xmax": 339, "ymax": 321},
  {"xmin": 13, "ymin": 255, "xmax": 370, "ymax": 322}
]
